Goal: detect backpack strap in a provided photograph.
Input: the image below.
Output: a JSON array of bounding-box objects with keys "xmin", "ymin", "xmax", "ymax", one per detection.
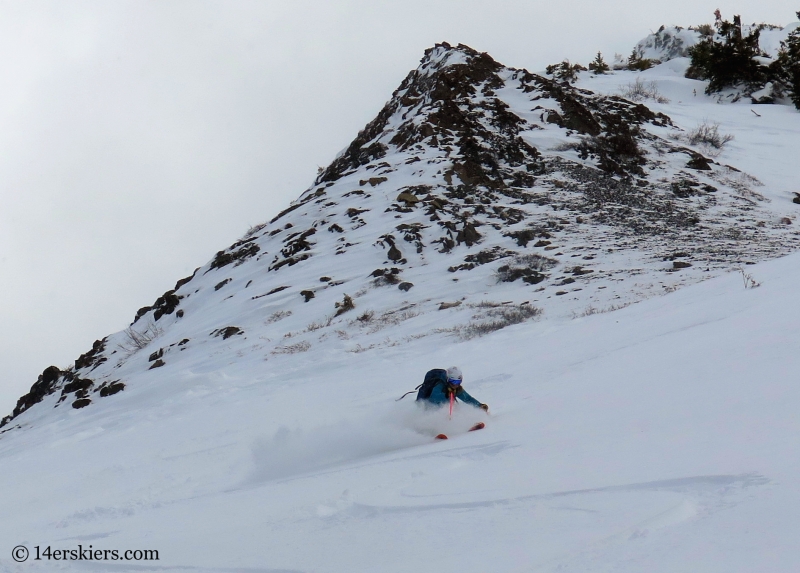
[{"xmin": 395, "ymin": 383, "xmax": 423, "ymax": 401}]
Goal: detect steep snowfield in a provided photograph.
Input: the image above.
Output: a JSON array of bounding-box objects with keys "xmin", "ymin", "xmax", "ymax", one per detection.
[{"xmin": 1, "ymin": 252, "xmax": 799, "ymax": 572}]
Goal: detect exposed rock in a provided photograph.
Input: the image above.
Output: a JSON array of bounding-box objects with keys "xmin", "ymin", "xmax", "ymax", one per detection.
[
  {"xmin": 74, "ymin": 339, "xmax": 107, "ymax": 371},
  {"xmin": 506, "ymin": 229, "xmax": 548, "ymax": 247},
  {"xmin": 99, "ymin": 381, "xmax": 125, "ymax": 397},
  {"xmin": 317, "ymin": 99, "xmax": 392, "ymax": 184},
  {"xmin": 397, "ymin": 192, "xmax": 420, "ymax": 204},
  {"xmin": 396, "ymin": 223, "xmax": 426, "ymax": 253},
  {"xmin": 134, "ymin": 289, "xmax": 183, "ymax": 324},
  {"xmin": 497, "ymin": 265, "xmax": 547, "ymax": 285},
  {"xmin": 300, "ymin": 290, "xmax": 315, "ymax": 302},
  {"xmin": 1, "ymin": 366, "xmax": 63, "ymax": 427},
  {"xmin": 134, "ymin": 306, "xmax": 153, "ymax": 323},
  {"xmin": 398, "ymin": 282, "xmax": 414, "ymax": 291},
  {"xmin": 346, "ymin": 207, "xmax": 369, "ymax": 218},
  {"xmin": 208, "ymin": 237, "xmax": 260, "ymax": 271},
  {"xmin": 152, "ymin": 291, "xmax": 181, "ymax": 321},
  {"xmin": 456, "ymin": 223, "xmax": 482, "ymax": 246},
  {"xmin": 686, "ymin": 154, "xmax": 713, "ymax": 171},
  {"xmin": 212, "ymin": 326, "xmax": 243, "ymax": 340},
  {"xmin": 269, "ymin": 253, "xmax": 310, "ymax": 272},
  {"xmin": 387, "ymin": 244, "xmax": 403, "ymax": 262},
  {"xmin": 360, "ymin": 177, "xmax": 388, "ymax": 187},
  {"xmin": 281, "ymin": 228, "xmax": 316, "ymax": 257},
  {"xmin": 269, "ymin": 203, "xmax": 303, "ymax": 224},
  {"xmin": 61, "ymin": 377, "xmax": 92, "ymax": 396},
  {"xmin": 371, "ymin": 267, "xmax": 402, "ymax": 286},
  {"xmin": 497, "ymin": 254, "xmax": 558, "ymax": 285},
  {"xmin": 173, "ymin": 269, "xmax": 198, "ymax": 292}
]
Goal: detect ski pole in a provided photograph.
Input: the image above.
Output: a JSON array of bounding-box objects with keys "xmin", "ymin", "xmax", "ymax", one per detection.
[{"xmin": 449, "ymin": 391, "xmax": 454, "ymax": 419}]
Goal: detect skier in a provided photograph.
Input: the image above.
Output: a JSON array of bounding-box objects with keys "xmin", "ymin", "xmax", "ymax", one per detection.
[
  {"xmin": 416, "ymin": 366, "xmax": 489, "ymax": 412},
  {"xmin": 395, "ymin": 366, "xmax": 488, "ymax": 439}
]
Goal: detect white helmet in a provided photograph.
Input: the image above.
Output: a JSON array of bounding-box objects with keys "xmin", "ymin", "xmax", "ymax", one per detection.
[{"xmin": 446, "ymin": 366, "xmax": 463, "ymax": 383}]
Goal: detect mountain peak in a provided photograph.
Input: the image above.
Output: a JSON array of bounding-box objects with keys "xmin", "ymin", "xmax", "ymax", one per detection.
[
  {"xmin": 418, "ymin": 42, "xmax": 493, "ymax": 73},
  {"xmin": 315, "ymin": 41, "xmax": 544, "ymax": 196}
]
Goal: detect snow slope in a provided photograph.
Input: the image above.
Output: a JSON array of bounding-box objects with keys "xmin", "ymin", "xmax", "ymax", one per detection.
[
  {"xmin": 575, "ymin": 57, "xmax": 800, "ymax": 197},
  {"xmin": 1, "ymin": 39, "xmax": 800, "ymax": 572},
  {"xmin": 1, "ymin": 250, "xmax": 799, "ymax": 572}
]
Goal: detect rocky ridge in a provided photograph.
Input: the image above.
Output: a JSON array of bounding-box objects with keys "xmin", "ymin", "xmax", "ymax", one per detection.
[{"xmin": 3, "ymin": 42, "xmax": 798, "ymax": 430}]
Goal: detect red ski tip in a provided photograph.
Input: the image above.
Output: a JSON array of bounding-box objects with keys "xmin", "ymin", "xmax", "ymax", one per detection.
[
  {"xmin": 469, "ymin": 422, "xmax": 485, "ymax": 432},
  {"xmin": 435, "ymin": 434, "xmax": 448, "ymax": 440}
]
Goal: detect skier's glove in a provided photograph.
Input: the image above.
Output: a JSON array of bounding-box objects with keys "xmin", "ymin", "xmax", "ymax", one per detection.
[{"xmin": 480, "ymin": 403, "xmax": 489, "ymax": 412}]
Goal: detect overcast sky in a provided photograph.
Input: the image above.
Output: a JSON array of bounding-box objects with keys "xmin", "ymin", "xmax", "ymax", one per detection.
[{"xmin": 0, "ymin": 0, "xmax": 794, "ymax": 415}]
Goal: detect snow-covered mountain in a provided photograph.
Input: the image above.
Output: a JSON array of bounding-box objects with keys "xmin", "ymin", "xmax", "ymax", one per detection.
[
  {"xmin": 4, "ymin": 41, "xmax": 798, "ymax": 430},
  {"xmin": 2, "ymin": 34, "xmax": 799, "ymax": 573}
]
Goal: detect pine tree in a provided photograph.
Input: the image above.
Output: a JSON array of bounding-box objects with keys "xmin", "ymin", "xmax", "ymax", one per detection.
[
  {"xmin": 775, "ymin": 19, "xmax": 800, "ymax": 109},
  {"xmin": 686, "ymin": 14, "xmax": 767, "ymax": 93},
  {"xmin": 627, "ymin": 50, "xmax": 654, "ymax": 71},
  {"xmin": 588, "ymin": 52, "xmax": 610, "ymax": 74}
]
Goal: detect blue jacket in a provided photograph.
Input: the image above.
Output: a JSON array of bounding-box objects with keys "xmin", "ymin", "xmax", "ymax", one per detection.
[{"xmin": 425, "ymin": 381, "xmax": 483, "ymax": 408}]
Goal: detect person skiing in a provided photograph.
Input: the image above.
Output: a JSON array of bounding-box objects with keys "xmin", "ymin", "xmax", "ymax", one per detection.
[{"xmin": 416, "ymin": 366, "xmax": 488, "ymax": 412}]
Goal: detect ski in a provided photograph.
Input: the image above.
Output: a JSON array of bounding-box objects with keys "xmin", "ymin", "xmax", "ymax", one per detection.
[{"xmin": 435, "ymin": 422, "xmax": 484, "ymax": 440}]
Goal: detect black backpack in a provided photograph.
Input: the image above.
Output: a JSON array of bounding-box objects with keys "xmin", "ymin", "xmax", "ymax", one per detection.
[
  {"xmin": 396, "ymin": 369, "xmax": 448, "ymax": 401},
  {"xmin": 416, "ymin": 369, "xmax": 448, "ymax": 400}
]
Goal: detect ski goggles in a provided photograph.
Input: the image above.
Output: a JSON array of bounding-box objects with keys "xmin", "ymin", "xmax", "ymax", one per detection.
[{"xmin": 448, "ymin": 378, "xmax": 462, "ymax": 385}]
